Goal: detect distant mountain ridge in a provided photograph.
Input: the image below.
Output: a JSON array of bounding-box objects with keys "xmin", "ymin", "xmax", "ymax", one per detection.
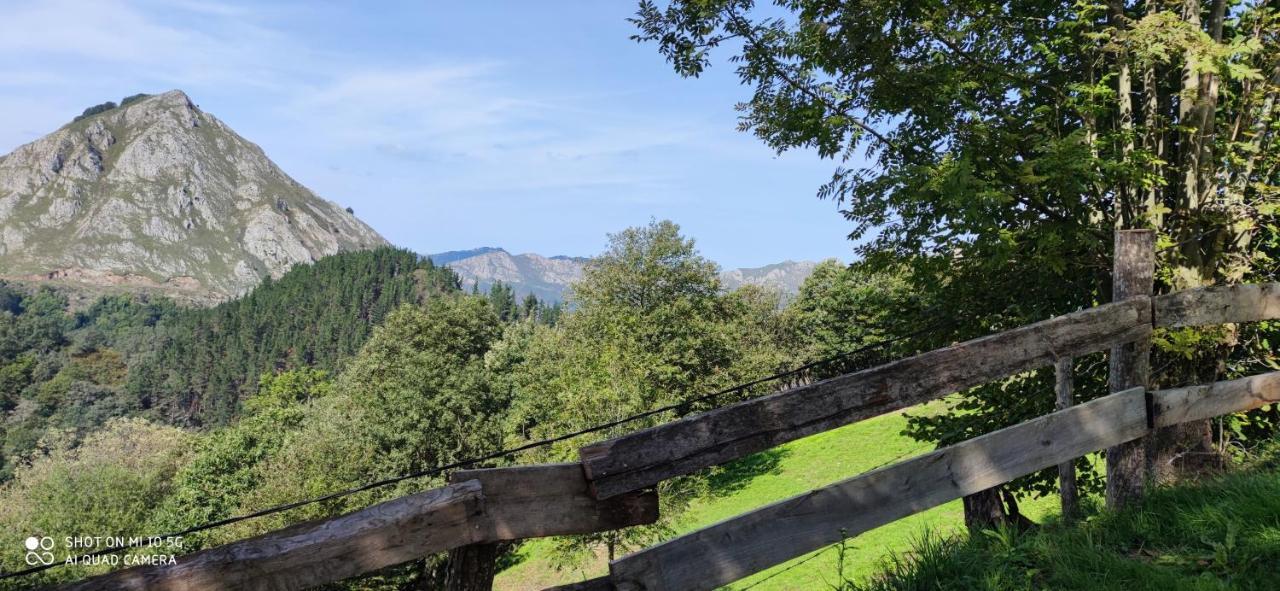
[
  {"xmin": 432, "ymin": 248, "xmax": 589, "ymax": 302},
  {"xmin": 720, "ymin": 260, "xmax": 820, "ymax": 294},
  {"xmin": 0, "ymin": 90, "xmax": 386, "ymax": 303},
  {"xmin": 426, "ymin": 247, "xmax": 506, "ymax": 266},
  {"xmin": 430, "ymin": 247, "xmax": 818, "ymax": 302}
]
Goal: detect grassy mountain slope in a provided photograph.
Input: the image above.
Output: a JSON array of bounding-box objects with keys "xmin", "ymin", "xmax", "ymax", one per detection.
[{"xmin": 498, "ymin": 419, "xmax": 1280, "ymax": 590}]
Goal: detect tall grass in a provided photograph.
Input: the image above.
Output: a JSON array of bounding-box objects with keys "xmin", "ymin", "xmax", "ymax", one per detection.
[{"xmin": 838, "ymin": 461, "xmax": 1280, "ymax": 591}]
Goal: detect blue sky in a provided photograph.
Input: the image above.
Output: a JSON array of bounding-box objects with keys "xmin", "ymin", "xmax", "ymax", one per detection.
[{"xmin": 0, "ymin": 1, "xmax": 865, "ymax": 268}]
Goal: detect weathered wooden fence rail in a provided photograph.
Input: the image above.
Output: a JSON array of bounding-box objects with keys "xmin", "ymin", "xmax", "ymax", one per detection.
[
  {"xmin": 581, "ymin": 372, "xmax": 1280, "ymax": 591},
  {"xmin": 1154, "ymin": 282, "xmax": 1280, "ymax": 327},
  {"xmin": 53, "ymin": 277, "xmax": 1280, "ymax": 591},
  {"xmin": 60, "ymin": 466, "xmax": 657, "ymax": 591}
]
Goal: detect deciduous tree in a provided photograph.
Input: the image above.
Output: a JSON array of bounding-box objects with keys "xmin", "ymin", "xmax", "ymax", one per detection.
[{"xmin": 634, "ymin": 0, "xmax": 1279, "ymax": 517}]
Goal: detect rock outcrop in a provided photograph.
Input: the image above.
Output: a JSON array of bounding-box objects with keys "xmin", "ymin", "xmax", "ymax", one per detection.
[{"xmin": 0, "ymin": 90, "xmax": 386, "ymax": 302}]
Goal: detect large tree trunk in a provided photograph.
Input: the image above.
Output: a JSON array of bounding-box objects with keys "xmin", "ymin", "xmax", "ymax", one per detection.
[
  {"xmin": 1140, "ymin": 0, "xmax": 1165, "ymax": 224},
  {"xmin": 1151, "ymin": 0, "xmax": 1230, "ymax": 484},
  {"xmin": 1110, "ymin": 1, "xmax": 1137, "ymax": 224},
  {"xmin": 1150, "ymin": 339, "xmax": 1228, "ymax": 482},
  {"xmin": 444, "ymin": 544, "xmax": 500, "ymax": 591},
  {"xmin": 1149, "ymin": 420, "xmax": 1221, "ymax": 482},
  {"xmin": 963, "ymin": 485, "xmax": 1035, "ymax": 531},
  {"xmin": 963, "ymin": 486, "xmax": 1008, "ymax": 530}
]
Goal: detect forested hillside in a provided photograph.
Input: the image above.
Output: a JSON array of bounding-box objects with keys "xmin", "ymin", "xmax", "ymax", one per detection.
[
  {"xmin": 0, "ymin": 247, "xmax": 462, "ymax": 481},
  {"xmin": 127, "ymin": 247, "xmax": 461, "ymax": 426}
]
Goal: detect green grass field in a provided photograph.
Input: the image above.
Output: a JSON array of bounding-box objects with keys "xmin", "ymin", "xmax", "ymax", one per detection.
[
  {"xmin": 492, "ymin": 403, "xmax": 1062, "ymax": 590},
  {"xmin": 854, "ymin": 454, "xmax": 1280, "ymax": 591}
]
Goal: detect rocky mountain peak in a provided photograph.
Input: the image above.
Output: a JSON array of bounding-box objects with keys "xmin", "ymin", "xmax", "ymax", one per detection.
[{"xmin": 0, "ymin": 90, "xmax": 387, "ymax": 303}]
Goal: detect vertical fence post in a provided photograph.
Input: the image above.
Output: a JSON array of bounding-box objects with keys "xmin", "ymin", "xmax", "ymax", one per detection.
[
  {"xmin": 444, "ymin": 543, "xmax": 500, "ymax": 591},
  {"xmin": 1055, "ymin": 357, "xmax": 1079, "ymax": 520},
  {"xmin": 1105, "ymin": 229, "xmax": 1154, "ymax": 510}
]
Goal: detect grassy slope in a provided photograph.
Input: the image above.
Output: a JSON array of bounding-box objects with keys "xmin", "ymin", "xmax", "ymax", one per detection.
[
  {"xmin": 855, "ymin": 455, "xmax": 1280, "ymax": 591},
  {"xmin": 493, "ymin": 403, "xmax": 1060, "ymax": 590}
]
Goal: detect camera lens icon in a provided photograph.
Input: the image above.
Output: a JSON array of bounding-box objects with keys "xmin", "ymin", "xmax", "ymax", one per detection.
[{"xmin": 23, "ymin": 536, "xmax": 55, "ymax": 566}]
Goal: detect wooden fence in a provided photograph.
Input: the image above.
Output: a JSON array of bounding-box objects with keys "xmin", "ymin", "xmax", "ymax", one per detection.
[{"xmin": 54, "ymin": 231, "xmax": 1280, "ymax": 591}]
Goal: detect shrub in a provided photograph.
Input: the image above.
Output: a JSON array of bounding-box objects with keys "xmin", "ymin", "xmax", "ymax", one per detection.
[
  {"xmin": 0, "ymin": 418, "xmax": 189, "ymax": 588},
  {"xmin": 119, "ymin": 93, "xmax": 150, "ymax": 107},
  {"xmin": 72, "ymin": 101, "xmax": 118, "ymax": 122}
]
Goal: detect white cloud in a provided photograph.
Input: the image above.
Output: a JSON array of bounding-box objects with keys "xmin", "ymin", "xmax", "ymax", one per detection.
[
  {"xmin": 0, "ymin": 0, "xmax": 748, "ymax": 198},
  {"xmin": 275, "ymin": 60, "xmax": 718, "ymax": 194},
  {"xmin": 290, "ymin": 64, "xmax": 531, "ymax": 146},
  {"xmin": 0, "ymin": 0, "xmax": 308, "ymax": 92}
]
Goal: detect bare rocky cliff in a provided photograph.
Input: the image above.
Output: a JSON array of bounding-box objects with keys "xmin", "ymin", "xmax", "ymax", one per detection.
[
  {"xmin": 0, "ymin": 90, "xmax": 386, "ymax": 302},
  {"xmin": 444, "ymin": 250, "xmax": 587, "ymax": 302}
]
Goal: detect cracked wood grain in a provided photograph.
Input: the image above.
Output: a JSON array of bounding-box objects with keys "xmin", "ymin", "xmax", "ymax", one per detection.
[
  {"xmin": 59, "ymin": 481, "xmax": 487, "ymax": 591},
  {"xmin": 1154, "ymin": 282, "xmax": 1280, "ymax": 327},
  {"xmin": 1154, "ymin": 372, "xmax": 1280, "ymax": 427},
  {"xmin": 61, "ymin": 464, "xmax": 659, "ymax": 591}
]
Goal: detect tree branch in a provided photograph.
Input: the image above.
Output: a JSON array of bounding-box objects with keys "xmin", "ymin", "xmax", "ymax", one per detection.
[
  {"xmin": 919, "ymin": 23, "xmax": 1067, "ymax": 102},
  {"xmin": 724, "ymin": 6, "xmax": 908, "ymax": 158}
]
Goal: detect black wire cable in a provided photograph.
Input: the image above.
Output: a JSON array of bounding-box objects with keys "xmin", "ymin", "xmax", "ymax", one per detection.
[
  {"xmin": 1156, "ymin": 225, "xmax": 1226, "ymax": 254},
  {"xmin": 736, "ymin": 543, "xmax": 840, "ymax": 590},
  {"xmin": 0, "ymin": 321, "xmax": 942, "ymax": 581}
]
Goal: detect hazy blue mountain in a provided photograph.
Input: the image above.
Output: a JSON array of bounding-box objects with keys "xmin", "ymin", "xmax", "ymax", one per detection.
[
  {"xmin": 431, "ymin": 247, "xmax": 818, "ymax": 303},
  {"xmin": 426, "ymin": 247, "xmax": 506, "ymax": 266}
]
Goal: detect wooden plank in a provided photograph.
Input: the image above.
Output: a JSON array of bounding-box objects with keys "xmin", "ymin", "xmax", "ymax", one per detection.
[
  {"xmin": 607, "ymin": 388, "xmax": 1151, "ymax": 591},
  {"xmin": 1106, "ymin": 229, "xmax": 1153, "ymax": 510},
  {"xmin": 1154, "ymin": 371, "xmax": 1280, "ymax": 427},
  {"xmin": 58, "ymin": 480, "xmax": 486, "ymax": 591},
  {"xmin": 1154, "ymin": 282, "xmax": 1280, "ymax": 327},
  {"xmin": 580, "ymin": 298, "xmax": 1152, "ymax": 499},
  {"xmin": 61, "ymin": 464, "xmax": 657, "ymax": 591},
  {"xmin": 1054, "ymin": 357, "xmax": 1079, "ymax": 521},
  {"xmin": 448, "ymin": 463, "xmax": 659, "ymax": 540}
]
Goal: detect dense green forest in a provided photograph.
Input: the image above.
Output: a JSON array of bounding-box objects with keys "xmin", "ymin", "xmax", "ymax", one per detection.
[
  {"xmin": 128, "ymin": 247, "xmax": 462, "ymax": 426},
  {"xmin": 0, "ymin": 248, "xmax": 463, "ymax": 480}
]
